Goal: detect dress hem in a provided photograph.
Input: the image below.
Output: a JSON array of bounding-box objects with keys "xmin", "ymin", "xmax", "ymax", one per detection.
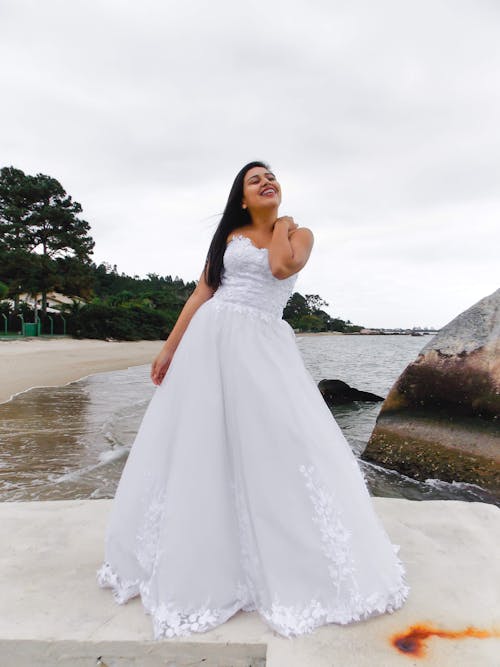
[{"xmin": 96, "ymin": 560, "xmax": 410, "ymax": 640}]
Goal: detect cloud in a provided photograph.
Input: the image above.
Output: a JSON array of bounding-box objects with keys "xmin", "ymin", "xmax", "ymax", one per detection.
[{"xmin": 0, "ymin": 0, "xmax": 498, "ymax": 327}]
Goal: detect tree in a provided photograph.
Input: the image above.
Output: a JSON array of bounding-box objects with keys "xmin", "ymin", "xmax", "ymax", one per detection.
[
  {"xmin": 283, "ymin": 292, "xmax": 308, "ymax": 323},
  {"xmin": 56, "ymin": 256, "xmax": 95, "ymax": 301},
  {"xmin": 0, "ymin": 167, "xmax": 33, "ymax": 252},
  {"xmin": 0, "ymin": 246, "xmax": 42, "ymax": 311},
  {"xmin": 296, "ymin": 314, "xmax": 324, "ymax": 332},
  {"xmin": 0, "ymin": 166, "xmax": 95, "ymax": 313},
  {"xmin": 305, "ymin": 294, "xmax": 329, "ymax": 311}
]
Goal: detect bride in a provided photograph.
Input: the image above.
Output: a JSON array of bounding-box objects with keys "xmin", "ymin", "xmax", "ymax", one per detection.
[{"xmin": 97, "ymin": 161, "xmax": 409, "ymax": 639}]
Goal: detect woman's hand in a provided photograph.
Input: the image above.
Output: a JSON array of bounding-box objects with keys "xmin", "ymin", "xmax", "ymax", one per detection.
[
  {"xmin": 274, "ymin": 215, "xmax": 298, "ymax": 234},
  {"xmin": 151, "ymin": 347, "xmax": 175, "ymax": 386}
]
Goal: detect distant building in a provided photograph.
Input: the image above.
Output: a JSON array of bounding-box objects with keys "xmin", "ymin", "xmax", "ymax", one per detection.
[{"xmin": 13, "ymin": 292, "xmax": 84, "ymax": 312}]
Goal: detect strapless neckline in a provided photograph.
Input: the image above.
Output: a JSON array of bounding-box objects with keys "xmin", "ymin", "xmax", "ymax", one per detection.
[{"xmin": 227, "ymin": 234, "xmax": 269, "ymax": 252}]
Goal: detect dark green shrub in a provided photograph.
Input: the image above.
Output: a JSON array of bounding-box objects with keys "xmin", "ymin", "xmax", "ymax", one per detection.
[{"xmin": 68, "ymin": 304, "xmax": 169, "ymax": 341}]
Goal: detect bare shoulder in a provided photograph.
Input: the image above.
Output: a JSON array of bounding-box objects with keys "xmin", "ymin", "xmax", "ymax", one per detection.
[{"xmin": 290, "ymin": 227, "xmax": 314, "ymax": 246}]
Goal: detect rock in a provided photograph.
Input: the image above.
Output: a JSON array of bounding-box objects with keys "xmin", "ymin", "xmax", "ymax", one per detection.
[
  {"xmin": 318, "ymin": 379, "xmax": 384, "ymax": 405},
  {"xmin": 362, "ymin": 288, "xmax": 500, "ymax": 497}
]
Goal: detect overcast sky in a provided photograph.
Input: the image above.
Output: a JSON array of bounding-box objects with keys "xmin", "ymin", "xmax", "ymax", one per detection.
[{"xmin": 1, "ymin": 0, "xmax": 498, "ymax": 328}]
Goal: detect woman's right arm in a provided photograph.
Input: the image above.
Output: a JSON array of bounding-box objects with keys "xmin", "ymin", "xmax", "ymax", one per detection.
[
  {"xmin": 151, "ymin": 267, "xmax": 214, "ymax": 385},
  {"xmin": 268, "ymin": 217, "xmax": 314, "ymax": 279}
]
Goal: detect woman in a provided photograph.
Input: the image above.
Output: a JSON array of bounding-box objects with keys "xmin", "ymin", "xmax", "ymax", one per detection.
[{"xmin": 97, "ymin": 161, "xmax": 409, "ymax": 639}]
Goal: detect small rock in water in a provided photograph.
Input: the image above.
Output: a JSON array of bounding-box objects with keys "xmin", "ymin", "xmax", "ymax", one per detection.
[{"xmin": 318, "ymin": 379, "xmax": 384, "ymax": 406}]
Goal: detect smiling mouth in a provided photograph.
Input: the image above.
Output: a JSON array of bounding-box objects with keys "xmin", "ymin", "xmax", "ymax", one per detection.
[{"xmin": 260, "ymin": 187, "xmax": 277, "ymax": 197}]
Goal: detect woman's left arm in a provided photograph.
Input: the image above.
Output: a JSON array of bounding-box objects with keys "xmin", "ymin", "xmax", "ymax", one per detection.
[{"xmin": 268, "ymin": 216, "xmax": 314, "ymax": 279}]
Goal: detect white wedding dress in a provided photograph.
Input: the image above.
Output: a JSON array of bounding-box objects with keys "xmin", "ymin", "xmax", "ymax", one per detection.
[{"xmin": 97, "ymin": 234, "xmax": 409, "ymax": 639}]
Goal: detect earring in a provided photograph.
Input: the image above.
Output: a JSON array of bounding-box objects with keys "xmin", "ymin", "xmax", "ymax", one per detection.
[{"xmin": 242, "ymin": 204, "xmax": 247, "ymax": 209}]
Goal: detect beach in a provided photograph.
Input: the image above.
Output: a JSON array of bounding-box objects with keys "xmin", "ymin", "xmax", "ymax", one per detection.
[
  {"xmin": 0, "ymin": 337, "xmax": 163, "ymax": 404},
  {"xmin": 0, "ymin": 334, "xmax": 419, "ymax": 405},
  {"xmin": 0, "ymin": 335, "xmax": 352, "ymax": 404}
]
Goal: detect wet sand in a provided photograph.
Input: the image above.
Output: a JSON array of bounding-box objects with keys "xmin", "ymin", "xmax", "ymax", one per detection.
[
  {"xmin": 0, "ymin": 333, "xmax": 387, "ymax": 404},
  {"xmin": 0, "ymin": 337, "xmax": 163, "ymax": 404}
]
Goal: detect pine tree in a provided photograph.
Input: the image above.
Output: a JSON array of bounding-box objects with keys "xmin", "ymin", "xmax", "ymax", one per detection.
[{"xmin": 0, "ymin": 166, "xmax": 95, "ymax": 313}]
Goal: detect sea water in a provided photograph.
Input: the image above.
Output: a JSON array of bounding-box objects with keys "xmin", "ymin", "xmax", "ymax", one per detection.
[{"xmin": 0, "ymin": 334, "xmax": 496, "ymax": 505}]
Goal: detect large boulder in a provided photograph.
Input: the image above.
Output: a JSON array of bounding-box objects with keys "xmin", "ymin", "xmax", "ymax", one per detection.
[{"xmin": 362, "ymin": 288, "xmax": 500, "ymax": 497}]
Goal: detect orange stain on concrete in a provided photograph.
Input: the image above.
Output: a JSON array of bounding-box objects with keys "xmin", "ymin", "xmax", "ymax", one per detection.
[{"xmin": 391, "ymin": 623, "xmax": 500, "ymax": 658}]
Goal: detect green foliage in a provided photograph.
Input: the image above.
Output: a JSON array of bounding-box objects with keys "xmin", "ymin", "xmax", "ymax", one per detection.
[
  {"xmin": 295, "ymin": 314, "xmax": 324, "ymax": 332},
  {"xmin": 56, "ymin": 256, "xmax": 94, "ymax": 300},
  {"xmin": 0, "ymin": 166, "xmax": 94, "ymax": 259},
  {"xmin": 90, "ymin": 263, "xmax": 195, "ymax": 303},
  {"xmin": 17, "ymin": 301, "xmax": 33, "ymax": 317},
  {"xmin": 0, "ymin": 300, "xmax": 11, "ymax": 315},
  {"xmin": 0, "ymin": 166, "xmax": 95, "ymax": 311},
  {"xmin": 283, "ymin": 291, "xmax": 361, "ymax": 332},
  {"xmin": 53, "ymin": 262, "xmax": 195, "ymax": 340},
  {"xmin": 283, "ymin": 292, "xmax": 307, "ymax": 322},
  {"xmin": 305, "ymin": 294, "xmax": 329, "ymax": 311},
  {"xmin": 69, "ymin": 303, "xmax": 170, "ymax": 341}
]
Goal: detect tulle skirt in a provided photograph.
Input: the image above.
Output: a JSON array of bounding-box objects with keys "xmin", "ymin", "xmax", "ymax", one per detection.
[{"xmin": 97, "ymin": 298, "xmax": 409, "ymax": 639}]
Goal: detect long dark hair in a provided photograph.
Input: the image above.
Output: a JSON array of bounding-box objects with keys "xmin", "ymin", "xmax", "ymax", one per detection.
[{"xmin": 204, "ymin": 160, "xmax": 270, "ymax": 289}]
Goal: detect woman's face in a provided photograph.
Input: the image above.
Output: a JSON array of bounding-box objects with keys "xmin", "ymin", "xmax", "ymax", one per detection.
[{"xmin": 241, "ymin": 166, "xmax": 282, "ymax": 213}]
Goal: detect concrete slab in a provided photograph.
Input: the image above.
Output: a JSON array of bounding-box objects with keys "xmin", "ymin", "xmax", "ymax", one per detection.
[{"xmin": 0, "ymin": 498, "xmax": 499, "ymax": 666}]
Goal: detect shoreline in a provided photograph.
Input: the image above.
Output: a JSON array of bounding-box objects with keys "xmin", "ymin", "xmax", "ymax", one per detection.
[
  {"xmin": 0, "ymin": 337, "xmax": 163, "ymax": 404},
  {"xmin": 0, "ymin": 334, "xmax": 353, "ymax": 405},
  {"xmin": 0, "ymin": 331, "xmax": 431, "ymax": 404}
]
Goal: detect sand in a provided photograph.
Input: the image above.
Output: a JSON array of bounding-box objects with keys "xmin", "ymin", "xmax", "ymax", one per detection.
[
  {"xmin": 0, "ymin": 337, "xmax": 163, "ymax": 404},
  {"xmin": 0, "ymin": 333, "xmax": 352, "ymax": 405}
]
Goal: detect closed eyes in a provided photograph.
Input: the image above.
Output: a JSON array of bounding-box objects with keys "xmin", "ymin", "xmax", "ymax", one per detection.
[{"xmin": 247, "ymin": 173, "xmax": 276, "ymax": 184}]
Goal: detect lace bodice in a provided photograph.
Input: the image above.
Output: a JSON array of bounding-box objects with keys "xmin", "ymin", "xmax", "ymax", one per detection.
[{"xmin": 210, "ymin": 235, "xmax": 298, "ymax": 320}]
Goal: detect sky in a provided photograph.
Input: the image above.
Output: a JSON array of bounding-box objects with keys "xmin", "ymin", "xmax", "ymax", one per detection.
[{"xmin": 1, "ymin": 0, "xmax": 498, "ymax": 329}]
